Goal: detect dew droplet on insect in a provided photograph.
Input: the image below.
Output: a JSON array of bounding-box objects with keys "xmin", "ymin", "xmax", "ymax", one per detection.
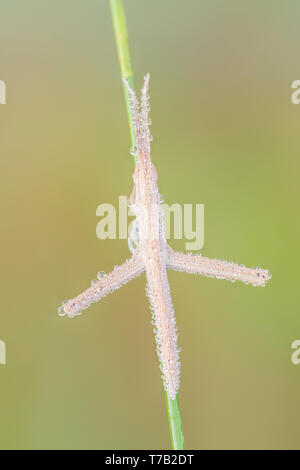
[
  {"xmin": 97, "ymin": 271, "xmax": 105, "ymax": 280},
  {"xmin": 68, "ymin": 310, "xmax": 82, "ymax": 319},
  {"xmin": 57, "ymin": 306, "xmax": 65, "ymax": 317},
  {"xmin": 130, "ymin": 146, "xmax": 137, "ymax": 156}
]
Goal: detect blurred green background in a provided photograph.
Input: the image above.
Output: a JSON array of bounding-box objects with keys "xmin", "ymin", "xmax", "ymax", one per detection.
[{"xmin": 0, "ymin": 0, "xmax": 299, "ymax": 449}]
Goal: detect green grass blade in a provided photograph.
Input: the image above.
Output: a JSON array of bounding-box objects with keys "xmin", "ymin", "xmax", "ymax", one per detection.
[
  {"xmin": 110, "ymin": 0, "xmax": 136, "ymax": 159},
  {"xmin": 165, "ymin": 393, "xmax": 185, "ymax": 450},
  {"xmin": 109, "ymin": 0, "xmax": 185, "ymax": 450}
]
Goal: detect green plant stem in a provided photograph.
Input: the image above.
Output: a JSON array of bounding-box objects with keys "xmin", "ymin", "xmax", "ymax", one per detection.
[
  {"xmin": 109, "ymin": 0, "xmax": 185, "ymax": 450},
  {"xmin": 110, "ymin": 0, "xmax": 136, "ymax": 160},
  {"xmin": 165, "ymin": 392, "xmax": 185, "ymax": 450}
]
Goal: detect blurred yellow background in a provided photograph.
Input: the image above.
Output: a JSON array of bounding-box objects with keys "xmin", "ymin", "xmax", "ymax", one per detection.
[{"xmin": 0, "ymin": 0, "xmax": 299, "ymax": 449}]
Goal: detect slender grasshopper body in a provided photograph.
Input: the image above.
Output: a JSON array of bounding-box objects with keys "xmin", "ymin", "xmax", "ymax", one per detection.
[{"xmin": 59, "ymin": 75, "xmax": 271, "ymax": 400}]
